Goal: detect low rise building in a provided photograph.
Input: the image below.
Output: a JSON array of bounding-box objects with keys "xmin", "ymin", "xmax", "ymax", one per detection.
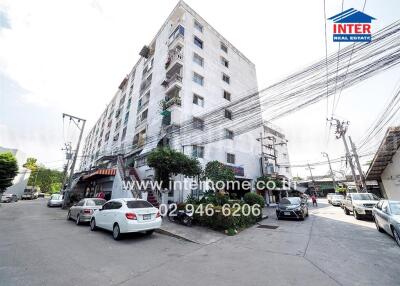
[
  {"xmin": 366, "ymin": 126, "xmax": 400, "ymax": 200},
  {"xmin": 0, "ymin": 146, "xmax": 31, "ymax": 198}
]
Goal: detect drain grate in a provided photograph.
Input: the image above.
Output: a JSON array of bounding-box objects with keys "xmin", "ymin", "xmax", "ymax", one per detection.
[{"xmin": 257, "ymin": 225, "xmax": 279, "ymax": 229}]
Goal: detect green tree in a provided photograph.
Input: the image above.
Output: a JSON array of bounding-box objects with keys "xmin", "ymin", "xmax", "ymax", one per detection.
[
  {"xmin": 0, "ymin": 152, "xmax": 19, "ymax": 194},
  {"xmin": 147, "ymin": 147, "xmax": 202, "ymax": 188},
  {"xmin": 28, "ymin": 167, "xmax": 64, "ymax": 193},
  {"xmin": 23, "ymin": 157, "xmax": 38, "ymax": 172},
  {"xmin": 203, "ymin": 161, "xmax": 235, "ymax": 189}
]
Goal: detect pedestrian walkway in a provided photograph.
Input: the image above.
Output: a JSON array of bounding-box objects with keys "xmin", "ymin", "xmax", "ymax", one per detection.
[{"xmin": 158, "ymin": 219, "xmax": 226, "ymax": 245}]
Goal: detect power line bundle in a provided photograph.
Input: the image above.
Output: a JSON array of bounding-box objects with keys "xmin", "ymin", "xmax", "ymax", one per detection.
[{"xmin": 85, "ymin": 20, "xmax": 400, "ymax": 164}]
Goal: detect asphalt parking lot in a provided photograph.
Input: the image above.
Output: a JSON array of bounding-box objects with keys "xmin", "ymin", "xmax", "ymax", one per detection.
[{"xmin": 0, "ymin": 198, "xmax": 399, "ymax": 286}]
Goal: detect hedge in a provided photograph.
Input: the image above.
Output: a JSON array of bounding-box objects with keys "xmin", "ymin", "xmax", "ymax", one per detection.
[{"xmin": 191, "ymin": 204, "xmax": 261, "ymax": 232}]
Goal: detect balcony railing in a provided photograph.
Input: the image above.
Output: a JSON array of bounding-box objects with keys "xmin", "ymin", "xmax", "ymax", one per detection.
[
  {"xmin": 168, "ymin": 25, "xmax": 184, "ymax": 47},
  {"xmin": 165, "ymin": 50, "xmax": 183, "ymax": 70},
  {"xmin": 161, "ymin": 73, "xmax": 182, "ymax": 89}
]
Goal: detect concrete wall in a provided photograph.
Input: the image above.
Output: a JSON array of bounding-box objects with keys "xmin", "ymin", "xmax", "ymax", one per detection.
[{"xmin": 381, "ymin": 149, "xmax": 400, "ymax": 200}]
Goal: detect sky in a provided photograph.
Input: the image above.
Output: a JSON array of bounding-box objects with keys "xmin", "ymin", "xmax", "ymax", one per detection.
[{"xmin": 0, "ymin": 0, "xmax": 399, "ymax": 177}]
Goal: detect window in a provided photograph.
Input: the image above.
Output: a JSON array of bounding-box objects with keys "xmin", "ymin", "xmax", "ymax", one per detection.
[
  {"xmin": 192, "ymin": 145, "xmax": 204, "ymax": 158},
  {"xmin": 111, "ymin": 201, "xmax": 123, "ymax": 209},
  {"xmin": 136, "ymin": 156, "xmax": 146, "ymax": 167},
  {"xmin": 113, "ymin": 133, "xmax": 119, "ymax": 142},
  {"xmin": 121, "ymin": 127, "xmax": 127, "ymax": 140},
  {"xmin": 124, "ymin": 112, "xmax": 129, "ymax": 124},
  {"xmin": 223, "ymin": 90, "xmax": 231, "ymax": 101},
  {"xmin": 221, "ymin": 42, "xmax": 228, "ymax": 53},
  {"xmin": 227, "ymin": 153, "xmax": 235, "ymax": 164},
  {"xmin": 225, "ymin": 129, "xmax": 234, "ymax": 139},
  {"xmin": 193, "ymin": 94, "xmax": 204, "ymax": 107},
  {"xmin": 141, "ymin": 109, "xmax": 148, "ymax": 121},
  {"xmin": 193, "ymin": 53, "xmax": 204, "ymax": 67},
  {"xmin": 222, "ymin": 73, "xmax": 230, "ymax": 84},
  {"xmin": 193, "ymin": 117, "xmax": 204, "ymax": 130},
  {"xmin": 194, "ymin": 20, "xmax": 203, "ymax": 33},
  {"xmin": 127, "ymin": 200, "xmax": 153, "ymax": 208},
  {"xmin": 224, "ymin": 109, "xmax": 232, "ymax": 120},
  {"xmin": 193, "ymin": 72, "xmax": 204, "ymax": 86},
  {"xmin": 221, "ymin": 57, "xmax": 229, "ymax": 68},
  {"xmin": 194, "ymin": 36, "xmax": 203, "ymax": 49}
]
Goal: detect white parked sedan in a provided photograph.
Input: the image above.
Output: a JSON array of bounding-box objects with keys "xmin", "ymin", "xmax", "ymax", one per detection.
[{"xmin": 90, "ymin": 198, "xmax": 162, "ymax": 240}]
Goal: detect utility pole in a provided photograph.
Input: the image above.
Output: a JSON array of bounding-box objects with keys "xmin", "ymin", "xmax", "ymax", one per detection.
[
  {"xmin": 349, "ymin": 136, "xmax": 367, "ymax": 191},
  {"xmin": 327, "ymin": 117, "xmax": 360, "ymax": 192},
  {"xmin": 62, "ymin": 113, "xmax": 86, "ymax": 207},
  {"xmin": 321, "ymin": 152, "xmax": 337, "ymax": 190},
  {"xmin": 259, "ymin": 132, "xmax": 265, "ymax": 176},
  {"xmin": 305, "ymin": 163, "xmax": 316, "ymax": 185},
  {"xmin": 61, "ymin": 142, "xmax": 72, "ymax": 189}
]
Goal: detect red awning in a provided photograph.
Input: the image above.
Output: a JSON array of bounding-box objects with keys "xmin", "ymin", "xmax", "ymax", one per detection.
[{"xmin": 82, "ymin": 169, "xmax": 116, "ymax": 180}]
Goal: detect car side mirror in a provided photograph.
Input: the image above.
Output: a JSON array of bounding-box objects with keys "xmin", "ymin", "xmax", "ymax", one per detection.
[{"xmin": 99, "ymin": 207, "xmax": 103, "ymax": 211}]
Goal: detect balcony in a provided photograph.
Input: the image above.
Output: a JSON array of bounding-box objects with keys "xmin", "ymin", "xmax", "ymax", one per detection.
[
  {"xmin": 165, "ymin": 49, "xmax": 183, "ymax": 71},
  {"xmin": 140, "ymin": 74, "xmax": 152, "ymax": 95},
  {"xmin": 160, "ymin": 88, "xmax": 181, "ymax": 111},
  {"xmin": 168, "ymin": 25, "xmax": 184, "ymax": 47},
  {"xmin": 161, "ymin": 72, "xmax": 182, "ymax": 94}
]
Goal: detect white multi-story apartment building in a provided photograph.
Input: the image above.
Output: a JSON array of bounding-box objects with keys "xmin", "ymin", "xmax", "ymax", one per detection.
[{"xmin": 79, "ymin": 1, "xmax": 291, "ymax": 201}]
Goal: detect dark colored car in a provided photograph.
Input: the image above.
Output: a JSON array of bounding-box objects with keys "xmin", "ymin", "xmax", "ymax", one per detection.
[
  {"xmin": 276, "ymin": 197, "xmax": 309, "ymax": 220},
  {"xmin": 373, "ymin": 200, "xmax": 400, "ymax": 247}
]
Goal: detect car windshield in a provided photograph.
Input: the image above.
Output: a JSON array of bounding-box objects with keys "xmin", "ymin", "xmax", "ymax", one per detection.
[
  {"xmin": 126, "ymin": 200, "xmax": 153, "ymax": 208},
  {"xmin": 280, "ymin": 197, "xmax": 301, "ymax": 205},
  {"xmin": 351, "ymin": 193, "xmax": 374, "ymax": 200},
  {"xmin": 389, "ymin": 202, "xmax": 400, "ymax": 215},
  {"xmin": 86, "ymin": 199, "xmax": 106, "ymax": 206},
  {"xmin": 51, "ymin": 195, "xmax": 62, "ymax": 200}
]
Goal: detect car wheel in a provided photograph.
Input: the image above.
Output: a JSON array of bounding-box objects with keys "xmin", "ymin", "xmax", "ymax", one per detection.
[
  {"xmin": 374, "ymin": 217, "xmax": 384, "ymax": 233},
  {"xmin": 90, "ymin": 218, "xmax": 97, "ymax": 231},
  {"xmin": 76, "ymin": 215, "xmax": 80, "ymax": 225},
  {"xmin": 146, "ymin": 230, "xmax": 155, "ymax": 235},
  {"xmin": 344, "ymin": 207, "xmax": 350, "ymax": 215},
  {"xmin": 393, "ymin": 228, "xmax": 400, "ymax": 247},
  {"xmin": 353, "ymin": 209, "xmax": 360, "ymax": 220},
  {"xmin": 67, "ymin": 211, "xmax": 71, "ymax": 220},
  {"xmin": 113, "ymin": 224, "xmax": 121, "ymax": 240}
]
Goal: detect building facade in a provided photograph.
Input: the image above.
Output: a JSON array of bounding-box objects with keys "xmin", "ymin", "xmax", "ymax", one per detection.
[
  {"xmin": 0, "ymin": 147, "xmax": 31, "ymax": 198},
  {"xmin": 366, "ymin": 127, "xmax": 400, "ymax": 200},
  {"xmin": 79, "ymin": 1, "xmax": 291, "ymax": 201}
]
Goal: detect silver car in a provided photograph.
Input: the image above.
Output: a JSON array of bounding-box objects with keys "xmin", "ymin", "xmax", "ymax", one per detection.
[
  {"xmin": 373, "ymin": 200, "xmax": 400, "ymax": 247},
  {"xmin": 1, "ymin": 194, "xmax": 18, "ymax": 203},
  {"xmin": 67, "ymin": 198, "xmax": 106, "ymax": 225},
  {"xmin": 47, "ymin": 194, "xmax": 64, "ymax": 207},
  {"xmin": 331, "ymin": 194, "xmax": 344, "ymax": 206}
]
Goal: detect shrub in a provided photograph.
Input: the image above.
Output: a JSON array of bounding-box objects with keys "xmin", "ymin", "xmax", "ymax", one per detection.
[
  {"xmin": 192, "ymin": 204, "xmax": 260, "ymax": 233},
  {"xmin": 243, "ymin": 192, "xmax": 265, "ymax": 208}
]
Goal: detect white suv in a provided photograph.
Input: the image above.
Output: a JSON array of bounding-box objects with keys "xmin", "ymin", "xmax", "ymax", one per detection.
[{"xmin": 90, "ymin": 198, "xmax": 162, "ymax": 240}]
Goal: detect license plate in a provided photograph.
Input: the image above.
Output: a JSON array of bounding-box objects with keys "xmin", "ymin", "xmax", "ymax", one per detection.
[
  {"xmin": 284, "ymin": 212, "xmax": 291, "ymax": 216},
  {"xmin": 143, "ymin": 214, "xmax": 151, "ymax": 220}
]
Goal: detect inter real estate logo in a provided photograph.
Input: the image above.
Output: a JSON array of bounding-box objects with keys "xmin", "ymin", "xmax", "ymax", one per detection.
[{"xmin": 328, "ymin": 8, "xmax": 376, "ymax": 43}]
